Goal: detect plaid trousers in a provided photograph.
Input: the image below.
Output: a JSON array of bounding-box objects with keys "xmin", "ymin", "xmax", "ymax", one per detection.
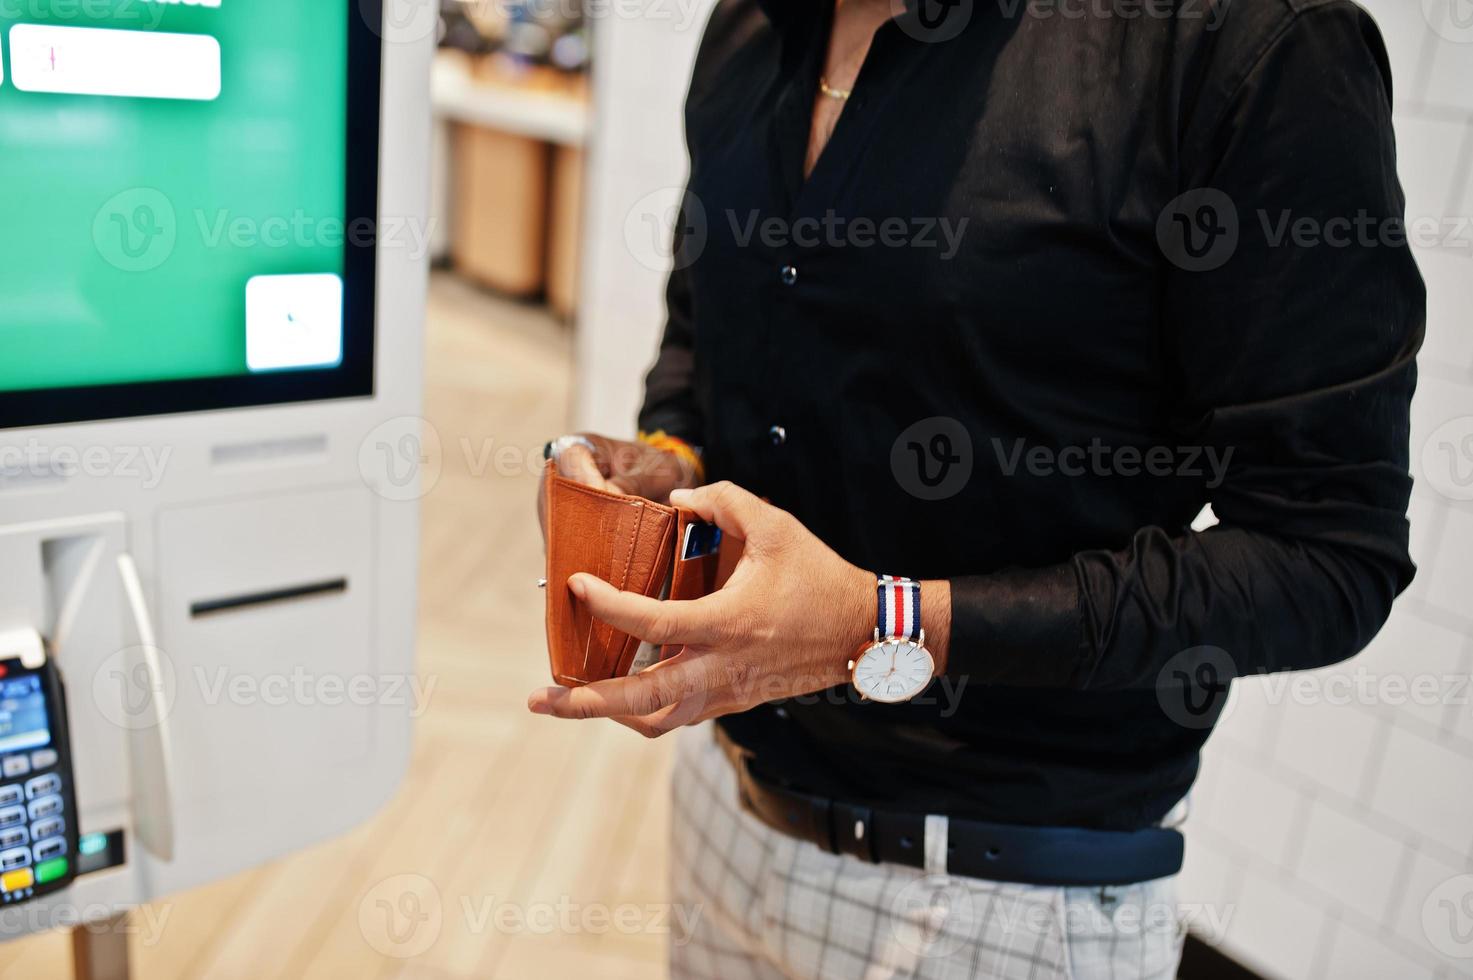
[{"xmin": 669, "ymin": 725, "xmax": 1185, "ymax": 980}]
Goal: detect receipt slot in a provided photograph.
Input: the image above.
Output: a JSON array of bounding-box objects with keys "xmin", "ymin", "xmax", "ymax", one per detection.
[{"xmin": 0, "ymin": 0, "xmax": 431, "ymax": 952}]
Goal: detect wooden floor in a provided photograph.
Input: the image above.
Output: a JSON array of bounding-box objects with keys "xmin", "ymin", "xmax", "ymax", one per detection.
[{"xmin": 0, "ymin": 274, "xmax": 676, "ymax": 979}]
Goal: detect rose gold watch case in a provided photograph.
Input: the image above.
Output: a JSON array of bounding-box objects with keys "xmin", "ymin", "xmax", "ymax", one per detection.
[{"xmin": 847, "ymin": 628, "xmax": 937, "ymax": 704}]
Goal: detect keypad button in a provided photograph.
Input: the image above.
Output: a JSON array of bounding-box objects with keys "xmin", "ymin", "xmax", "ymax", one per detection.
[
  {"xmin": 24, "ymin": 774, "xmax": 60, "ymax": 801},
  {"xmin": 2, "ymin": 757, "xmax": 28, "ymax": 779},
  {"xmin": 0, "ymin": 847, "xmax": 29, "ymax": 871},
  {"xmin": 0, "ymin": 807, "xmax": 25, "ymax": 830},
  {"xmin": 29, "ymin": 750, "xmax": 57, "ymax": 771},
  {"xmin": 32, "ymin": 838, "xmax": 65, "ymax": 863},
  {"xmin": 0, "ymin": 787, "xmax": 20, "ymax": 808},
  {"xmin": 30, "ymin": 817, "xmax": 62, "ymax": 842},
  {"xmin": 0, "ymin": 827, "xmax": 27, "ymax": 850},
  {"xmin": 1, "ymin": 868, "xmax": 33, "ymax": 893},
  {"xmin": 35, "ymin": 857, "xmax": 66, "ymax": 885},
  {"xmin": 26, "ymin": 796, "xmax": 60, "ymax": 823}
]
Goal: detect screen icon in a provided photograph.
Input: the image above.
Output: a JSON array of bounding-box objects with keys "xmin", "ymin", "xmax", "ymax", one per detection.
[{"xmin": 246, "ymin": 274, "xmax": 345, "ymax": 372}]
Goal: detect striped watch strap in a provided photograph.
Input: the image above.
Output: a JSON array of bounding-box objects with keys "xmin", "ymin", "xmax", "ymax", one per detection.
[{"xmin": 877, "ymin": 575, "xmax": 921, "ymax": 642}]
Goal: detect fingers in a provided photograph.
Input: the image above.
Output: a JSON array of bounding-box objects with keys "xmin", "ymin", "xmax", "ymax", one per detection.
[
  {"xmin": 669, "ymin": 481, "xmax": 771, "ymax": 540},
  {"xmin": 557, "ymin": 443, "xmax": 614, "ymax": 490},
  {"xmin": 570, "ymin": 573, "xmax": 724, "ymax": 647},
  {"xmin": 527, "ymin": 654, "xmax": 715, "ymax": 720},
  {"xmin": 611, "ymin": 691, "xmax": 737, "ymax": 738}
]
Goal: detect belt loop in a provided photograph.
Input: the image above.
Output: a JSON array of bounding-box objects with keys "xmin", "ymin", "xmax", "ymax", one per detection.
[{"xmin": 923, "ymin": 814, "xmax": 949, "ymax": 875}]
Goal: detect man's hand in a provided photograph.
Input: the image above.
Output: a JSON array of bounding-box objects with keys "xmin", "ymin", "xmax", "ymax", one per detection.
[
  {"xmin": 537, "ymin": 433, "xmax": 700, "ymax": 541},
  {"xmin": 527, "ymin": 481, "xmax": 951, "ymax": 737}
]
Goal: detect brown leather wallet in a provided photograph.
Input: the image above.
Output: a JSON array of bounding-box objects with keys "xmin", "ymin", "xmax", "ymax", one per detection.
[{"xmin": 543, "ymin": 462, "xmax": 725, "ymax": 686}]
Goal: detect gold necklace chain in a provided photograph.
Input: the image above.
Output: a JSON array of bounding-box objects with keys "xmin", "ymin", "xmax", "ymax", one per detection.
[{"xmin": 818, "ymin": 76, "xmax": 852, "ymax": 101}]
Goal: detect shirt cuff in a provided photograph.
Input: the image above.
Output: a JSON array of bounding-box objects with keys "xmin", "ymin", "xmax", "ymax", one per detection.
[{"xmin": 947, "ymin": 563, "xmax": 1090, "ymax": 688}]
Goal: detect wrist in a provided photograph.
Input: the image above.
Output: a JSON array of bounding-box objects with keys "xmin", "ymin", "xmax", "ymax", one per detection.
[
  {"xmin": 842, "ymin": 564, "xmax": 878, "ymax": 659},
  {"xmin": 638, "ymin": 430, "xmax": 705, "ymax": 487}
]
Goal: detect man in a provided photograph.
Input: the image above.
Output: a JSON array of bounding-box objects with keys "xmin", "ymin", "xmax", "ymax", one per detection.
[{"xmin": 530, "ymin": 0, "xmax": 1423, "ymax": 975}]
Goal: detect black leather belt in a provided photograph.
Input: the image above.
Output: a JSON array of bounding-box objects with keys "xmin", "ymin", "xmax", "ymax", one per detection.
[{"xmin": 715, "ymin": 727, "xmax": 1183, "ymax": 887}]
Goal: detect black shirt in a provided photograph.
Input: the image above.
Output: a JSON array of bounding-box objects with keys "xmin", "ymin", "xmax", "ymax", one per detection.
[{"xmin": 638, "ymin": 0, "xmax": 1423, "ymax": 830}]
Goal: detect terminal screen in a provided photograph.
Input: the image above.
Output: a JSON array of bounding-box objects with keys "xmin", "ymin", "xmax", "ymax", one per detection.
[{"xmin": 0, "ymin": 0, "xmax": 379, "ymax": 426}]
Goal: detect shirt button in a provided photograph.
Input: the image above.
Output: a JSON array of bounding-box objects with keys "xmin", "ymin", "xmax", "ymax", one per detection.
[
  {"xmin": 768, "ymin": 425, "xmax": 787, "ymax": 446},
  {"xmin": 779, "ymin": 264, "xmax": 799, "ymax": 286}
]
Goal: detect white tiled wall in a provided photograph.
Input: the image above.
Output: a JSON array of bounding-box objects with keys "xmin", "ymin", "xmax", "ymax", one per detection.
[
  {"xmin": 577, "ymin": 3, "xmax": 1473, "ymax": 976},
  {"xmin": 1180, "ymin": 4, "xmax": 1473, "ymax": 977}
]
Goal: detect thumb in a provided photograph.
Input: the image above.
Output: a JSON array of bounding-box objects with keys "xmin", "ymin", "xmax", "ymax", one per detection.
[{"xmin": 670, "ymin": 481, "xmax": 770, "ymax": 541}]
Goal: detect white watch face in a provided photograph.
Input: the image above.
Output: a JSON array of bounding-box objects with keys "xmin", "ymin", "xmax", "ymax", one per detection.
[{"xmin": 852, "ymin": 640, "xmax": 935, "ymax": 704}]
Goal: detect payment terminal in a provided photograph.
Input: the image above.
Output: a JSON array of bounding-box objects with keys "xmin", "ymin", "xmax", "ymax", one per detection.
[{"xmin": 0, "ymin": 635, "xmax": 79, "ymax": 904}]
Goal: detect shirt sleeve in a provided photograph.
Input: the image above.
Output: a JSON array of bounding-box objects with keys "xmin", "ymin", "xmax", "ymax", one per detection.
[
  {"xmin": 637, "ymin": 1, "xmax": 743, "ymax": 446},
  {"xmin": 637, "ymin": 222, "xmax": 704, "ymax": 445},
  {"xmin": 947, "ymin": 1, "xmax": 1424, "ymax": 690}
]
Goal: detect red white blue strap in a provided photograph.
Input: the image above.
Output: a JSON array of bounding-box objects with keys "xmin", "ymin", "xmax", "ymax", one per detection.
[{"xmin": 877, "ymin": 575, "xmax": 921, "ymax": 642}]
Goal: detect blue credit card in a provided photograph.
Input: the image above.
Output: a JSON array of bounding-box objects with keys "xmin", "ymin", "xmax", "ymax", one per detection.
[{"xmin": 681, "ymin": 521, "xmax": 722, "ymax": 561}]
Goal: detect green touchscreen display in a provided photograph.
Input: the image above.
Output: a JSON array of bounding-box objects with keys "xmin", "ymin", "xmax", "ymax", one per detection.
[{"xmin": 0, "ymin": 0, "xmax": 354, "ymax": 398}]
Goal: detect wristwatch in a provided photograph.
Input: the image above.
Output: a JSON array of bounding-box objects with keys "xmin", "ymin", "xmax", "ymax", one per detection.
[{"xmin": 848, "ymin": 575, "xmax": 937, "ymax": 703}]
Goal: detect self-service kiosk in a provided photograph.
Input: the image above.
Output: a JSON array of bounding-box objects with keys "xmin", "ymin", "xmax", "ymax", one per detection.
[{"xmin": 0, "ymin": 0, "xmax": 431, "ymax": 954}]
